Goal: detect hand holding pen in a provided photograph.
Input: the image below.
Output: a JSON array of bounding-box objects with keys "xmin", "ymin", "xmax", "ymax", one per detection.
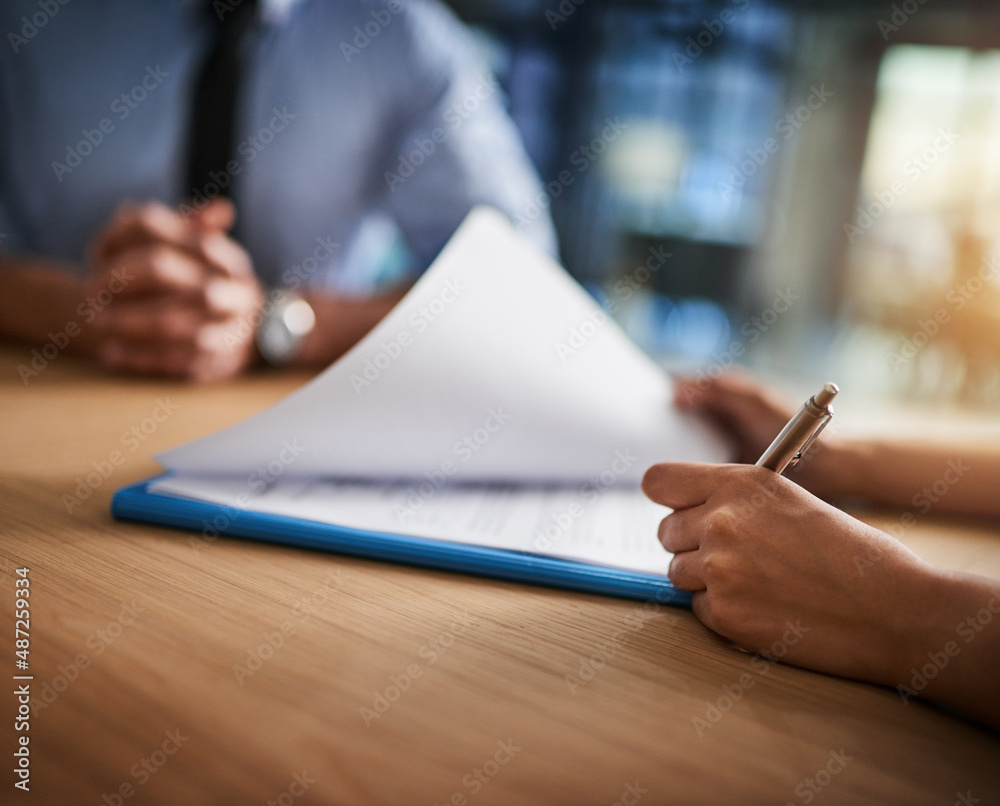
[{"xmin": 756, "ymin": 382, "xmax": 838, "ymax": 475}]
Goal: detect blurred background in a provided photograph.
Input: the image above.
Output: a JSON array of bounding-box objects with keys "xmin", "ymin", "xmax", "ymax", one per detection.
[{"xmin": 442, "ymin": 0, "xmax": 1000, "ymax": 408}]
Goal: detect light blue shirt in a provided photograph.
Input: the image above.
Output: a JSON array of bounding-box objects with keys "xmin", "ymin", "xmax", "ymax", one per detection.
[{"xmin": 0, "ymin": 0, "xmax": 556, "ymax": 293}]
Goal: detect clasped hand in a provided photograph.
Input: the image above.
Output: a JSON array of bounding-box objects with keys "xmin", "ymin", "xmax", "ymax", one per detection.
[{"xmin": 87, "ymin": 199, "xmax": 264, "ymax": 381}]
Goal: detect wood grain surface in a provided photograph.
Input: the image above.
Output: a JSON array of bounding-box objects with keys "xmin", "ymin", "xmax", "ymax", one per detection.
[{"xmin": 1, "ymin": 345, "xmax": 998, "ymax": 805}]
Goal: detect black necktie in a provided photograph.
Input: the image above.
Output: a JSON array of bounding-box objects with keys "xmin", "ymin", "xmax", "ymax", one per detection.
[{"xmin": 184, "ymin": 0, "xmax": 259, "ymax": 203}]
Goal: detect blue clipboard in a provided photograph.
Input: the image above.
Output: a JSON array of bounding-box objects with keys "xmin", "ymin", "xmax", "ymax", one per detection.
[{"xmin": 111, "ymin": 476, "xmax": 691, "ymax": 607}]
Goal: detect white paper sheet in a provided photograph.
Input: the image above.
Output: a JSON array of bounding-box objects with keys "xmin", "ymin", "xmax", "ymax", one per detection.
[
  {"xmin": 149, "ymin": 474, "xmax": 674, "ymax": 575},
  {"xmin": 157, "ymin": 207, "xmax": 730, "ymax": 485}
]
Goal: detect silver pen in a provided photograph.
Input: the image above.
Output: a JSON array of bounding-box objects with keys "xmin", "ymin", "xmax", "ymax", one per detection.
[{"xmin": 755, "ymin": 383, "xmax": 839, "ymax": 475}]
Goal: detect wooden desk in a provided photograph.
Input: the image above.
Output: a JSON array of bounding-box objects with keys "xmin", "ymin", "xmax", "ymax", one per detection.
[{"xmin": 1, "ymin": 345, "xmax": 998, "ymax": 805}]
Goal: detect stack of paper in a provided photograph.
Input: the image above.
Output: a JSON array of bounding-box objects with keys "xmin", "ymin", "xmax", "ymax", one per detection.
[{"xmin": 126, "ymin": 207, "xmax": 729, "ymax": 586}]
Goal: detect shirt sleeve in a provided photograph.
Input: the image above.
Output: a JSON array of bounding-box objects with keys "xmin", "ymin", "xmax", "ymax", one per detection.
[
  {"xmin": 0, "ymin": 45, "xmax": 22, "ymax": 256},
  {"xmin": 377, "ymin": 0, "xmax": 559, "ymax": 272}
]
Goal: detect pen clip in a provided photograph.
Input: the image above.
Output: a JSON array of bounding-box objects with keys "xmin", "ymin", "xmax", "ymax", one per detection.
[{"xmin": 787, "ymin": 415, "xmax": 830, "ymax": 468}]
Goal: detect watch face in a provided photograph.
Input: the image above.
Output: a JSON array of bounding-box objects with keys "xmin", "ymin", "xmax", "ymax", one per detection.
[
  {"xmin": 257, "ymin": 296, "xmax": 316, "ymax": 365},
  {"xmin": 258, "ymin": 318, "xmax": 297, "ymax": 364}
]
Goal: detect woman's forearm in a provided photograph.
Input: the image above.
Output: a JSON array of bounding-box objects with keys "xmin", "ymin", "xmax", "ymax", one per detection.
[
  {"xmin": 826, "ymin": 438, "xmax": 1000, "ymax": 519},
  {"xmin": 893, "ymin": 567, "xmax": 1000, "ymax": 728}
]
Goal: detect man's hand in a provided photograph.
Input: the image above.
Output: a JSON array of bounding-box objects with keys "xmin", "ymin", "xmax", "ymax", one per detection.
[
  {"xmin": 88, "ymin": 199, "xmax": 264, "ymax": 381},
  {"xmin": 642, "ymin": 462, "xmax": 941, "ymax": 685}
]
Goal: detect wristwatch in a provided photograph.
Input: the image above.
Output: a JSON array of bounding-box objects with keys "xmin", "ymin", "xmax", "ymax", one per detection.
[{"xmin": 255, "ymin": 292, "xmax": 316, "ymax": 366}]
